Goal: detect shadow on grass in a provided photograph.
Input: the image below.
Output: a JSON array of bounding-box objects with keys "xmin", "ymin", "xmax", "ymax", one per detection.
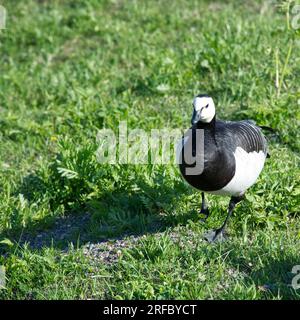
[
  {"xmin": 226, "ymin": 243, "xmax": 300, "ymax": 299},
  {"xmin": 250, "ymin": 257, "xmax": 300, "ymax": 299},
  {"xmin": 10, "ymin": 170, "xmax": 199, "ymax": 251}
]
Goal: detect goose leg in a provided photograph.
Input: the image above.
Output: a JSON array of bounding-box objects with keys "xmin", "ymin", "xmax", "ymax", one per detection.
[
  {"xmin": 204, "ymin": 195, "xmax": 244, "ymax": 243},
  {"xmin": 199, "ymin": 192, "xmax": 210, "ymax": 222}
]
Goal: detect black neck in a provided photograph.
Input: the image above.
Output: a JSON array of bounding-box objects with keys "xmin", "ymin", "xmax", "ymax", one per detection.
[
  {"xmin": 194, "ymin": 116, "xmax": 217, "ymax": 148},
  {"xmin": 196, "ymin": 116, "xmax": 216, "ymax": 131}
]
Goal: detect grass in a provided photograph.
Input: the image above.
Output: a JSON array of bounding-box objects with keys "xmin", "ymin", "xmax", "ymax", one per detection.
[{"xmin": 0, "ymin": 0, "xmax": 300, "ymax": 299}]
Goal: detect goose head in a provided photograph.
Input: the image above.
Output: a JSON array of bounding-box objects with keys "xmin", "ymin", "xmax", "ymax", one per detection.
[{"xmin": 191, "ymin": 94, "xmax": 215, "ymax": 125}]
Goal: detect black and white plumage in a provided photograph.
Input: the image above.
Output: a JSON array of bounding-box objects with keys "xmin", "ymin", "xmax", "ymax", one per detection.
[{"xmin": 178, "ymin": 95, "xmax": 268, "ymax": 242}]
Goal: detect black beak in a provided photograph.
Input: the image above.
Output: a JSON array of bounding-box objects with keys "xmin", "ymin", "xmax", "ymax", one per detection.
[{"xmin": 191, "ymin": 109, "xmax": 197, "ymax": 125}]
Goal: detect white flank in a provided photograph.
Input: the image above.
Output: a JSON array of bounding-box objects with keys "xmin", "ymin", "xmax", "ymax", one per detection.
[{"xmin": 209, "ymin": 147, "xmax": 266, "ymax": 196}]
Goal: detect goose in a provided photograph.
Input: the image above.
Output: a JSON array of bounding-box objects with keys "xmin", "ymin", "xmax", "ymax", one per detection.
[{"xmin": 178, "ymin": 94, "xmax": 268, "ymax": 242}]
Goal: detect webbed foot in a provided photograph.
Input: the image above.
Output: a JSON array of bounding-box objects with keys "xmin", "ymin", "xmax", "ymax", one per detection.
[{"xmin": 204, "ymin": 228, "xmax": 227, "ymax": 243}]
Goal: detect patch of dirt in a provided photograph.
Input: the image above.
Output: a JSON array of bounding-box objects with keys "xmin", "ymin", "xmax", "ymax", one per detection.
[
  {"xmin": 20, "ymin": 213, "xmax": 91, "ymax": 249},
  {"xmin": 19, "ymin": 213, "xmax": 207, "ymax": 267},
  {"xmin": 82, "ymin": 227, "xmax": 204, "ymax": 265},
  {"xmin": 83, "ymin": 235, "xmax": 142, "ymax": 265}
]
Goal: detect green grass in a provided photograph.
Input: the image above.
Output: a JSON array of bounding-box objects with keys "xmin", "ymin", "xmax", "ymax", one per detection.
[{"xmin": 0, "ymin": 0, "xmax": 300, "ymax": 299}]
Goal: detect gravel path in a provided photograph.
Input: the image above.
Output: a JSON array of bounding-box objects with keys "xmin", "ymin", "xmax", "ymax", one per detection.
[{"xmin": 18, "ymin": 212, "xmax": 209, "ymax": 267}]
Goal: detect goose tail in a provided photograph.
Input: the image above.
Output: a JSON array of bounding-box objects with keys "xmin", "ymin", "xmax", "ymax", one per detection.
[{"xmin": 259, "ymin": 125, "xmax": 276, "ymax": 133}]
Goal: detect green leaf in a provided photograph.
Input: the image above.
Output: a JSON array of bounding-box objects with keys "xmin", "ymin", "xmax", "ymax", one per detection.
[{"xmin": 0, "ymin": 239, "xmax": 14, "ymax": 247}]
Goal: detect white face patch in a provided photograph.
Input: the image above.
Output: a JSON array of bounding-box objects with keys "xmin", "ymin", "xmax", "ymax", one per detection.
[{"xmin": 193, "ymin": 96, "xmax": 215, "ymax": 123}]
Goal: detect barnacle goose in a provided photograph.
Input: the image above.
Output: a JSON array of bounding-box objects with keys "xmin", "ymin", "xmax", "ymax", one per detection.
[{"xmin": 178, "ymin": 94, "xmax": 268, "ymax": 242}]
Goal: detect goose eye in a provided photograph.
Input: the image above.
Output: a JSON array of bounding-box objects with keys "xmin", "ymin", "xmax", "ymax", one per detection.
[{"xmin": 205, "ymin": 104, "xmax": 209, "ymax": 109}]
